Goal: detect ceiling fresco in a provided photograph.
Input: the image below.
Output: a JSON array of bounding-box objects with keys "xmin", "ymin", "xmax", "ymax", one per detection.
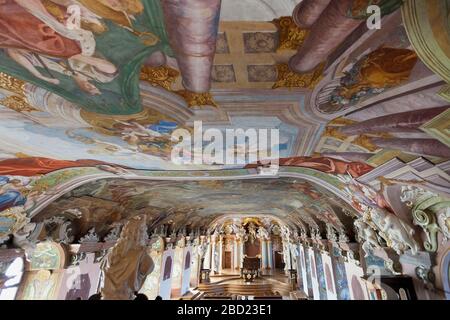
[
  {"xmin": 33, "ymin": 176, "xmax": 357, "ymax": 238},
  {"xmin": 0, "ymin": 0, "xmax": 447, "ymax": 173},
  {"xmin": 0, "ymin": 0, "xmax": 448, "ymax": 287},
  {"xmin": 0, "ymin": 0, "xmax": 169, "ymax": 116}
]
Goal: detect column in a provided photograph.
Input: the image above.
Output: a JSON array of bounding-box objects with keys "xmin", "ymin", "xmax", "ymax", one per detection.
[
  {"xmin": 239, "ymin": 239, "xmax": 244, "ymax": 268},
  {"xmin": 289, "ymin": 0, "xmax": 362, "ymax": 73},
  {"xmin": 293, "ymin": 0, "xmax": 331, "ymax": 28},
  {"xmin": 233, "ymin": 238, "xmax": 238, "ymax": 271},
  {"xmin": 210, "ymin": 238, "xmax": 216, "ymax": 273},
  {"xmin": 266, "ymin": 239, "xmax": 274, "ymax": 269},
  {"xmin": 260, "ymin": 239, "xmax": 268, "ymax": 269},
  {"xmin": 284, "ymin": 241, "xmax": 292, "ymax": 273},
  {"xmin": 203, "ymin": 239, "xmax": 211, "ymax": 270},
  {"xmin": 371, "ymin": 138, "xmax": 450, "ymax": 158},
  {"xmin": 218, "ymin": 236, "xmax": 223, "ymax": 274},
  {"xmin": 340, "ymin": 106, "xmax": 448, "ymax": 135},
  {"xmin": 161, "ymin": 0, "xmax": 221, "ymax": 93}
]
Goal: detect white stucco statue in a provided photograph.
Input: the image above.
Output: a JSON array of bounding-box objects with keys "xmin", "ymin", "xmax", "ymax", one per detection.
[
  {"xmin": 281, "ymin": 225, "xmax": 291, "ymax": 241},
  {"xmin": 12, "ymin": 222, "xmax": 38, "ymax": 259},
  {"xmin": 197, "ymin": 242, "xmax": 208, "ymax": 259},
  {"xmin": 289, "ymin": 243, "xmax": 300, "ymax": 267},
  {"xmin": 354, "ymin": 218, "xmax": 382, "ymax": 257},
  {"xmin": 257, "ymin": 226, "xmax": 269, "ymax": 240},
  {"xmin": 368, "ymin": 209, "xmax": 419, "ymax": 256}
]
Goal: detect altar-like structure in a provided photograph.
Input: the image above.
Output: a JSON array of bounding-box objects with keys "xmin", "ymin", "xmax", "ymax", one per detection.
[{"xmin": 241, "ymin": 256, "xmax": 261, "ymax": 282}]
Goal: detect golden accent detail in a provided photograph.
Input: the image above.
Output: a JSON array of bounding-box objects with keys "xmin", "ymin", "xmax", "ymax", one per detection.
[
  {"xmin": 0, "ymin": 72, "xmax": 37, "ymax": 113},
  {"xmin": 352, "ymin": 135, "xmax": 378, "ymax": 152},
  {"xmin": 175, "ymin": 90, "xmax": 219, "ymax": 108},
  {"xmin": 0, "ymin": 95, "xmax": 37, "ymax": 113},
  {"xmin": 323, "ymin": 127, "xmax": 348, "ymax": 141},
  {"xmin": 273, "ymin": 63, "xmax": 324, "ymax": 89},
  {"xmin": 139, "ymin": 66, "xmax": 217, "ymax": 108},
  {"xmin": 15, "ymin": 152, "xmax": 31, "ymax": 158},
  {"xmin": 80, "ymin": 108, "xmax": 176, "ymax": 133},
  {"xmin": 328, "ymin": 117, "xmax": 357, "ymax": 126},
  {"xmin": 272, "ymin": 16, "xmax": 309, "ymax": 51},
  {"xmin": 140, "ymin": 65, "xmax": 180, "ymax": 91},
  {"xmin": 0, "ymin": 207, "xmax": 29, "ymax": 238},
  {"xmin": 242, "ymin": 217, "xmax": 263, "ymax": 226},
  {"xmin": 0, "ymin": 72, "xmax": 25, "ymax": 96}
]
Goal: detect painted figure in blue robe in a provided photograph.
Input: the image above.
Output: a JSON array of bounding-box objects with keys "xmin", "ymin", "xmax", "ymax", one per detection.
[
  {"xmin": 147, "ymin": 121, "xmax": 178, "ymax": 135},
  {"xmin": 0, "ymin": 176, "xmax": 26, "ymax": 212}
]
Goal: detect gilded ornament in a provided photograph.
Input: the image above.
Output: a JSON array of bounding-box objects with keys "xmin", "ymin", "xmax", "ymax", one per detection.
[
  {"xmin": 0, "ymin": 95, "xmax": 37, "ymax": 113},
  {"xmin": 0, "ymin": 72, "xmax": 36, "ymax": 112},
  {"xmin": 176, "ymin": 90, "xmax": 219, "ymax": 108},
  {"xmin": 0, "ymin": 72, "xmax": 25, "ymax": 96},
  {"xmin": 324, "ymin": 127, "xmax": 348, "ymax": 141},
  {"xmin": 352, "ymin": 135, "xmax": 379, "ymax": 152},
  {"xmin": 272, "ymin": 17, "xmax": 309, "ymax": 50},
  {"xmin": 273, "ymin": 63, "xmax": 324, "ymax": 89},
  {"xmin": 328, "ymin": 117, "xmax": 357, "ymax": 126},
  {"xmin": 140, "ymin": 65, "xmax": 180, "ymax": 91}
]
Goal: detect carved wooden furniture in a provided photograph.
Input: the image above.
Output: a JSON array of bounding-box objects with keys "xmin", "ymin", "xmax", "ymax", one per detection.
[
  {"xmin": 199, "ymin": 269, "xmax": 211, "ymax": 284},
  {"xmin": 241, "ymin": 257, "xmax": 261, "ymax": 282}
]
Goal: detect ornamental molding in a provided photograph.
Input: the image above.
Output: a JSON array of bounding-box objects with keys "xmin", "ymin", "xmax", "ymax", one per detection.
[
  {"xmin": 79, "ymin": 228, "xmax": 100, "ymax": 244},
  {"xmin": 401, "ymin": 186, "xmax": 450, "ymax": 252}
]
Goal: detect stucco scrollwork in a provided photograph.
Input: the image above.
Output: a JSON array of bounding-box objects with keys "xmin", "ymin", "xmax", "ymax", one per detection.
[{"xmin": 401, "ymin": 186, "xmax": 450, "ymax": 252}]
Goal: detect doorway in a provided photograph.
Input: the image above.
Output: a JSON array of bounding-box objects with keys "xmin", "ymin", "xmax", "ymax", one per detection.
[{"xmin": 224, "ymin": 251, "xmax": 232, "ymax": 269}]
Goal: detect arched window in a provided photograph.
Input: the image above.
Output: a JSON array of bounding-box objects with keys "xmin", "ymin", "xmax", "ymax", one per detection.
[
  {"xmin": 184, "ymin": 252, "xmax": 191, "ymax": 270},
  {"xmin": 163, "ymin": 256, "xmax": 172, "ymax": 281},
  {"xmin": 0, "ymin": 257, "xmax": 24, "ymax": 300}
]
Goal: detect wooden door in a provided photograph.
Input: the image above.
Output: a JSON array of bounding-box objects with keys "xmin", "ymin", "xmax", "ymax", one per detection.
[
  {"xmin": 275, "ymin": 252, "xmax": 284, "ymax": 269},
  {"xmin": 224, "ymin": 251, "xmax": 232, "ymax": 269}
]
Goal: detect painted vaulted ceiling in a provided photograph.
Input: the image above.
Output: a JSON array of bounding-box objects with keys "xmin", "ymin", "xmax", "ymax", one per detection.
[
  {"xmin": 32, "ymin": 176, "xmax": 357, "ymax": 239},
  {"xmin": 0, "ymin": 0, "xmax": 449, "ymax": 246}
]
